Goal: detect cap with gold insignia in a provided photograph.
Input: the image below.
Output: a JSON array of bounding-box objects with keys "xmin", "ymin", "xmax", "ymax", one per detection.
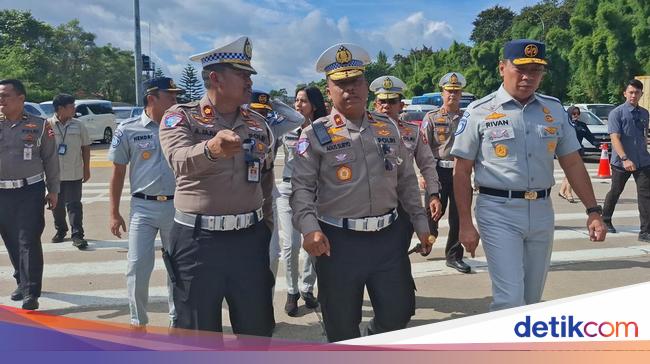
[
  {"xmin": 369, "ymin": 75, "xmax": 406, "ymax": 100},
  {"xmin": 250, "ymin": 90, "xmax": 272, "ymax": 110},
  {"xmin": 316, "ymin": 43, "xmax": 370, "ymax": 81},
  {"xmin": 438, "ymin": 72, "xmax": 466, "ymax": 91},
  {"xmin": 189, "ymin": 36, "xmax": 257, "ymax": 74},
  {"xmin": 143, "ymin": 77, "xmax": 185, "ymax": 96},
  {"xmin": 504, "ymin": 39, "xmax": 547, "ymax": 65}
]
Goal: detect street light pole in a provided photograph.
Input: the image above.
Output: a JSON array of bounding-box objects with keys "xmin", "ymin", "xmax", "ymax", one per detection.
[{"xmin": 133, "ymin": 0, "xmax": 143, "ymax": 106}]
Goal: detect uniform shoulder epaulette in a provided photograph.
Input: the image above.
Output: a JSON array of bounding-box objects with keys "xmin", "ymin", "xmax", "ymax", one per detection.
[
  {"xmin": 535, "ymin": 93, "xmax": 562, "ymax": 105},
  {"xmin": 120, "ymin": 116, "xmax": 140, "ymax": 127},
  {"xmin": 369, "ymin": 111, "xmax": 390, "ymax": 121},
  {"xmin": 468, "ymin": 92, "xmax": 496, "ymax": 110},
  {"xmin": 176, "ymin": 100, "xmax": 200, "ymax": 109},
  {"xmin": 423, "ymin": 107, "xmax": 442, "ymax": 118}
]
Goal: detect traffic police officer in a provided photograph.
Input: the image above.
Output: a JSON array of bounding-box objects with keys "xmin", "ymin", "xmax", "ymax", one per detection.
[
  {"xmin": 369, "ymin": 75, "xmax": 442, "ymax": 245},
  {"xmin": 159, "ymin": 36, "xmax": 276, "ymax": 336},
  {"xmin": 290, "ymin": 43, "xmax": 433, "ymax": 342},
  {"xmin": 0, "ymin": 79, "xmax": 59, "ymax": 310},
  {"xmin": 108, "ymin": 77, "xmax": 184, "ymax": 329},
  {"xmin": 451, "ymin": 39, "xmax": 607, "ymax": 311},
  {"xmin": 422, "ymin": 72, "xmax": 471, "ymax": 273}
]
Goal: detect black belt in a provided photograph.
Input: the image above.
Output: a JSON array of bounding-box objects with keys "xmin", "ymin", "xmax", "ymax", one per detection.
[
  {"xmin": 132, "ymin": 193, "xmax": 174, "ymax": 201},
  {"xmin": 282, "ymin": 177, "xmax": 291, "ymax": 183},
  {"xmin": 479, "ymin": 187, "xmax": 551, "ymax": 200}
]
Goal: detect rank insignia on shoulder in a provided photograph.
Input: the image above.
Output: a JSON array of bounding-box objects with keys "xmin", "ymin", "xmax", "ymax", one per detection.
[
  {"xmin": 203, "ymin": 105, "xmax": 213, "ymax": 117},
  {"xmin": 333, "ymin": 114, "xmax": 345, "ymax": 127},
  {"xmin": 164, "ymin": 113, "xmax": 184, "ymax": 128}
]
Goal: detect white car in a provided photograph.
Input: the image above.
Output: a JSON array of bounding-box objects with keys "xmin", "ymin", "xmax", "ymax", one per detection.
[
  {"xmin": 113, "ymin": 106, "xmax": 143, "ymax": 124},
  {"xmin": 565, "ymin": 107, "xmax": 611, "ymax": 153},
  {"xmin": 41, "ymin": 99, "xmax": 116, "ymax": 144},
  {"xmin": 573, "ymin": 103, "xmax": 615, "ymax": 122},
  {"xmin": 24, "ymin": 102, "xmax": 48, "ymax": 118}
]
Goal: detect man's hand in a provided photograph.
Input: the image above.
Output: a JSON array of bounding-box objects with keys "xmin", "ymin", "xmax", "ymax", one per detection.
[
  {"xmin": 623, "ymin": 159, "xmax": 637, "ymax": 172},
  {"xmin": 459, "ymin": 223, "xmax": 480, "ymax": 258},
  {"xmin": 110, "ymin": 213, "xmax": 127, "ymax": 238},
  {"xmin": 416, "ymin": 232, "xmax": 435, "ymax": 256},
  {"xmin": 45, "ymin": 192, "xmax": 58, "ymax": 210},
  {"xmin": 206, "ymin": 130, "xmax": 242, "ymax": 159},
  {"xmin": 83, "ymin": 168, "xmax": 91, "ymax": 183},
  {"xmin": 303, "ymin": 230, "xmax": 330, "ymax": 257},
  {"xmin": 428, "ymin": 196, "xmax": 442, "ymax": 221},
  {"xmin": 587, "ymin": 214, "xmax": 607, "ymax": 242}
]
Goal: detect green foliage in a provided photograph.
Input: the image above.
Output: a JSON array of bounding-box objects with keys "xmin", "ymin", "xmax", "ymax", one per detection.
[
  {"xmin": 178, "ymin": 64, "xmax": 202, "ymax": 102},
  {"xmin": 470, "ymin": 6, "xmax": 516, "ymax": 44}
]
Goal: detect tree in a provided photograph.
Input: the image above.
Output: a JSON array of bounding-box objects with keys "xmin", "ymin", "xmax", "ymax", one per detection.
[
  {"xmin": 470, "ymin": 6, "xmax": 516, "ymax": 44},
  {"xmin": 154, "ymin": 67, "xmax": 165, "ymax": 78},
  {"xmin": 365, "ymin": 51, "xmax": 393, "ymax": 105},
  {"xmin": 178, "ymin": 63, "xmax": 202, "ymax": 102}
]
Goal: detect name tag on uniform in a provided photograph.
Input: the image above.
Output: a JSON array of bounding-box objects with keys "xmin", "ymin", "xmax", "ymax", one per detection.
[
  {"xmin": 58, "ymin": 143, "xmax": 67, "ymax": 155},
  {"xmin": 247, "ymin": 160, "xmax": 261, "ymax": 183},
  {"xmin": 24, "ymin": 147, "xmax": 33, "ymax": 160},
  {"xmin": 487, "ymin": 126, "xmax": 515, "ymax": 142}
]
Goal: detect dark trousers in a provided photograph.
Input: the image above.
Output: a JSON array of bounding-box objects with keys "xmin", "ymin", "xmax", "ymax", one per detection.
[
  {"xmin": 52, "ymin": 179, "xmax": 84, "ymax": 238},
  {"xmin": 316, "ymin": 214, "xmax": 415, "ymax": 342},
  {"xmin": 603, "ymin": 166, "xmax": 650, "ymax": 234},
  {"xmin": 427, "ymin": 166, "xmax": 464, "ymax": 261},
  {"xmin": 165, "ymin": 220, "xmax": 275, "ymax": 337},
  {"xmin": 0, "ymin": 181, "xmax": 45, "ymax": 297}
]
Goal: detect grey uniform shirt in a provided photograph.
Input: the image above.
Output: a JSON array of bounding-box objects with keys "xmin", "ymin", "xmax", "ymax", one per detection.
[
  {"xmin": 49, "ymin": 116, "xmax": 90, "ymax": 181},
  {"xmin": 451, "ymin": 85, "xmax": 581, "ymax": 190},
  {"xmin": 397, "ymin": 118, "xmax": 440, "ymax": 195},
  {"xmin": 607, "ymin": 102, "xmax": 650, "ymax": 169},
  {"xmin": 0, "ymin": 111, "xmax": 60, "ymax": 193},
  {"xmin": 290, "ymin": 108, "xmax": 428, "ymax": 235},
  {"xmin": 280, "ymin": 127, "xmax": 301, "ymax": 180},
  {"xmin": 423, "ymin": 107, "xmax": 462, "ymax": 161},
  {"xmin": 159, "ymin": 95, "xmax": 274, "ymax": 226},
  {"xmin": 108, "ymin": 112, "xmax": 176, "ymax": 196}
]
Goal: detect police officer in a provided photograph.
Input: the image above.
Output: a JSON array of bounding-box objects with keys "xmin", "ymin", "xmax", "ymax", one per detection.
[
  {"xmin": 422, "ymin": 72, "xmax": 471, "ymax": 273},
  {"xmin": 0, "ymin": 79, "xmax": 59, "ymax": 310},
  {"xmin": 108, "ymin": 77, "xmax": 184, "ymax": 329},
  {"xmin": 159, "ymin": 37, "xmax": 276, "ymax": 336},
  {"xmin": 369, "ymin": 75, "xmax": 442, "ymax": 245},
  {"xmin": 451, "ymin": 40, "xmax": 607, "ymax": 311},
  {"xmin": 290, "ymin": 43, "xmax": 433, "ymax": 342}
]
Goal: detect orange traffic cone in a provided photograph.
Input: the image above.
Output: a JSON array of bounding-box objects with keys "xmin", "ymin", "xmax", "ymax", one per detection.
[{"xmin": 597, "ymin": 143, "xmax": 611, "ymax": 179}]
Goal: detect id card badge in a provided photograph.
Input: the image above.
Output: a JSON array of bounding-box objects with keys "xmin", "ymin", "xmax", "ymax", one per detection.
[
  {"xmin": 24, "ymin": 147, "xmax": 33, "ymax": 160},
  {"xmin": 247, "ymin": 160, "xmax": 261, "ymax": 183},
  {"xmin": 58, "ymin": 143, "xmax": 67, "ymax": 155}
]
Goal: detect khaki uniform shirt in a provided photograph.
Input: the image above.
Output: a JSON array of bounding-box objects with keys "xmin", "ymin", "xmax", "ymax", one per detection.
[
  {"xmin": 0, "ymin": 111, "xmax": 60, "ymax": 193},
  {"xmin": 423, "ymin": 106, "xmax": 462, "ymax": 161},
  {"xmin": 49, "ymin": 115, "xmax": 90, "ymax": 181},
  {"xmin": 159, "ymin": 95, "xmax": 274, "ymax": 226},
  {"xmin": 397, "ymin": 118, "xmax": 440, "ymax": 195},
  {"xmin": 290, "ymin": 108, "xmax": 428, "ymax": 235}
]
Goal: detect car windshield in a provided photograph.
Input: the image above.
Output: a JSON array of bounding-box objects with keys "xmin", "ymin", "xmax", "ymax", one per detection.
[
  {"xmin": 588, "ymin": 105, "xmax": 615, "ymax": 120},
  {"xmin": 114, "ymin": 109, "xmax": 132, "ymax": 119},
  {"xmin": 580, "ymin": 111, "xmax": 604, "ymax": 126},
  {"xmin": 40, "ymin": 103, "xmax": 54, "ymax": 117}
]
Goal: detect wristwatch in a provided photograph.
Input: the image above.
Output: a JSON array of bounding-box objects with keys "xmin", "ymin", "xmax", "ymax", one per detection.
[
  {"xmin": 620, "ymin": 155, "xmax": 629, "ymax": 161},
  {"xmin": 586, "ymin": 205, "xmax": 603, "ymax": 216}
]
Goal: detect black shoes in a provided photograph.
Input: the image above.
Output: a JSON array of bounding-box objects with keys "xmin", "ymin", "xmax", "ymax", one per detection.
[
  {"xmin": 72, "ymin": 237, "xmax": 88, "ymax": 250},
  {"xmin": 285, "ymin": 293, "xmax": 299, "ymax": 317},
  {"xmin": 51, "ymin": 231, "xmax": 66, "ymax": 243},
  {"xmin": 639, "ymin": 232, "xmax": 650, "ymax": 243},
  {"xmin": 10, "ymin": 287, "xmax": 23, "ymax": 301},
  {"xmin": 301, "ymin": 291, "xmax": 319, "ymax": 309},
  {"xmin": 605, "ymin": 221, "xmax": 617, "ymax": 234},
  {"xmin": 22, "ymin": 296, "xmax": 39, "ymax": 310},
  {"xmin": 446, "ymin": 259, "xmax": 471, "ymax": 274}
]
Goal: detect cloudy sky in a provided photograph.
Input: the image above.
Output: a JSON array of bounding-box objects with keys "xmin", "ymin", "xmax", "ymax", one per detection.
[{"xmin": 3, "ymin": 0, "xmax": 538, "ymax": 91}]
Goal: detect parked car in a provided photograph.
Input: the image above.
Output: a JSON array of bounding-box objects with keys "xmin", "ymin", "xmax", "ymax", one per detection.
[
  {"xmin": 411, "ymin": 92, "xmax": 476, "ymax": 109},
  {"xmin": 564, "ymin": 107, "xmax": 611, "ymax": 154},
  {"xmin": 38, "ymin": 101, "xmax": 55, "ymax": 117},
  {"xmin": 24, "ymin": 102, "xmax": 48, "ymax": 118},
  {"xmin": 113, "ymin": 106, "xmax": 143, "ymax": 124},
  {"xmin": 41, "ymin": 99, "xmax": 116, "ymax": 144},
  {"xmin": 404, "ymin": 104, "xmax": 437, "ymax": 112},
  {"xmin": 573, "ymin": 103, "xmax": 615, "ymax": 122},
  {"xmin": 400, "ymin": 111, "xmax": 428, "ymax": 126}
]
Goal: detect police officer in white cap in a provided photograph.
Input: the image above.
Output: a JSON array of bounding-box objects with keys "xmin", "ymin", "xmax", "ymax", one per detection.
[
  {"xmin": 369, "ymin": 75, "xmax": 442, "ymax": 245},
  {"xmin": 159, "ymin": 36, "xmax": 276, "ymax": 336},
  {"xmin": 452, "ymin": 39, "xmax": 606, "ymax": 311},
  {"xmin": 290, "ymin": 44, "xmax": 433, "ymax": 342},
  {"xmin": 422, "ymin": 72, "xmax": 472, "ymax": 273}
]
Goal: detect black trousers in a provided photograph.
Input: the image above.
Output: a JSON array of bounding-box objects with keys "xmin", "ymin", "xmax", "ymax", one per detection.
[
  {"xmin": 316, "ymin": 214, "xmax": 415, "ymax": 342},
  {"xmin": 426, "ymin": 166, "xmax": 464, "ymax": 261},
  {"xmin": 0, "ymin": 181, "xmax": 45, "ymax": 297},
  {"xmin": 603, "ymin": 166, "xmax": 650, "ymax": 234},
  {"xmin": 165, "ymin": 220, "xmax": 275, "ymax": 337},
  {"xmin": 52, "ymin": 179, "xmax": 84, "ymax": 238}
]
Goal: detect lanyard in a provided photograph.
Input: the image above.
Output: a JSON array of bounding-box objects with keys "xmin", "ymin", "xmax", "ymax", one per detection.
[{"xmin": 56, "ymin": 122, "xmax": 70, "ymax": 144}]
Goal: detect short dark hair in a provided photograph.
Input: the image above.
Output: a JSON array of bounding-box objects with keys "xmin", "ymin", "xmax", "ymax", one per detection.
[
  {"xmin": 143, "ymin": 90, "xmax": 159, "ymax": 107},
  {"xmin": 201, "ymin": 64, "xmax": 230, "ymax": 89},
  {"xmin": 627, "ymin": 79, "xmax": 643, "ymax": 91},
  {"xmin": 0, "ymin": 79, "xmax": 27, "ymax": 97},
  {"xmin": 295, "ymin": 86, "xmax": 327, "ymax": 120},
  {"xmin": 52, "ymin": 93, "xmax": 75, "ymax": 111}
]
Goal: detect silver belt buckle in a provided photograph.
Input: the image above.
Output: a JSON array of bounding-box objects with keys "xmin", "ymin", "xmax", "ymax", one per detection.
[
  {"xmin": 365, "ymin": 216, "xmax": 379, "ymax": 231},
  {"xmin": 206, "ymin": 215, "xmax": 216, "ymax": 230},
  {"xmin": 524, "ymin": 191, "xmax": 538, "ymax": 200},
  {"xmin": 222, "ymin": 215, "xmax": 236, "ymax": 230}
]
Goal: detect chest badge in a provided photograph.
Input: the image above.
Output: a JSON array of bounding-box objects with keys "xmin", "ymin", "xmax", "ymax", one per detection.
[
  {"xmin": 336, "ymin": 165, "xmax": 352, "ymax": 181},
  {"xmin": 494, "ymin": 144, "xmax": 509, "ymax": 158},
  {"xmin": 142, "ymin": 151, "xmax": 152, "ymax": 160}
]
